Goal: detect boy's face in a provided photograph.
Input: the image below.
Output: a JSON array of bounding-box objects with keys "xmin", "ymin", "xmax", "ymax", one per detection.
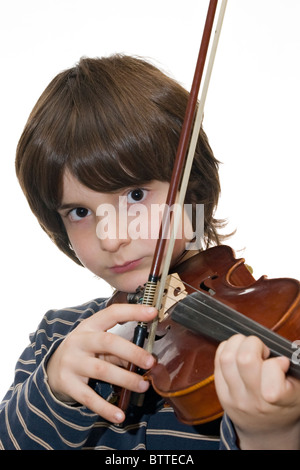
[{"xmin": 58, "ymin": 171, "xmax": 194, "ymax": 293}]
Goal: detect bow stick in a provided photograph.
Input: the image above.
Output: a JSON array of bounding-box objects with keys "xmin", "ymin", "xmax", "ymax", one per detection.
[
  {"xmin": 147, "ymin": 0, "xmax": 228, "ymax": 351},
  {"xmin": 118, "ymin": 0, "xmax": 227, "ymax": 411}
]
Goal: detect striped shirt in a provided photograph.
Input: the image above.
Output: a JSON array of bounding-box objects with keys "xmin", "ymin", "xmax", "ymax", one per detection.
[{"xmin": 0, "ymin": 298, "xmax": 238, "ymax": 450}]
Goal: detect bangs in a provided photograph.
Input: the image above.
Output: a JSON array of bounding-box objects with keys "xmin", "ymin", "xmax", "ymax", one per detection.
[
  {"xmin": 63, "ymin": 109, "xmax": 174, "ymax": 194},
  {"xmin": 59, "ymin": 55, "xmax": 182, "ymax": 195}
]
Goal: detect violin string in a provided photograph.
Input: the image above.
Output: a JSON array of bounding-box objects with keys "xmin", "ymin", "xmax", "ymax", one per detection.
[{"xmin": 162, "ymin": 274, "xmax": 294, "ymax": 357}]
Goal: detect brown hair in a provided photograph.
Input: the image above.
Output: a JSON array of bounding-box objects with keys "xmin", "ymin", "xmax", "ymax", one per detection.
[{"xmin": 15, "ymin": 54, "xmax": 223, "ymax": 266}]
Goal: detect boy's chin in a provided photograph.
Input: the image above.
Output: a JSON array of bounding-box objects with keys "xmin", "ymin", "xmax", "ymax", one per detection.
[{"xmin": 111, "ymin": 271, "xmax": 149, "ymax": 295}]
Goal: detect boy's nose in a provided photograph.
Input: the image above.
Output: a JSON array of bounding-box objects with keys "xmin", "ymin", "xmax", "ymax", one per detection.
[
  {"xmin": 97, "ymin": 233, "xmax": 130, "ymax": 253},
  {"xmin": 96, "ymin": 211, "xmax": 130, "ymax": 252}
]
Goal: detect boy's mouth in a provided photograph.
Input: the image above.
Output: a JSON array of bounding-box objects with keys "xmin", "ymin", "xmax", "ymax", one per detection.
[{"xmin": 109, "ymin": 258, "xmax": 143, "ymax": 274}]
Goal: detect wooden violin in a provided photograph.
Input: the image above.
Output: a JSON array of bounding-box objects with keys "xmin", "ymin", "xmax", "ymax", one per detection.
[
  {"xmin": 110, "ymin": 245, "xmax": 300, "ymax": 425},
  {"xmin": 145, "ymin": 244, "xmax": 300, "ymax": 424}
]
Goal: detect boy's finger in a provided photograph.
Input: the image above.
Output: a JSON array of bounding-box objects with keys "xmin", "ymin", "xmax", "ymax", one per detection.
[
  {"xmin": 90, "ymin": 304, "xmax": 157, "ymax": 332},
  {"xmin": 81, "ymin": 357, "xmax": 150, "ymax": 394},
  {"xmin": 82, "ymin": 331, "xmax": 155, "ymax": 370},
  {"xmin": 72, "ymin": 382, "xmax": 126, "ymax": 424}
]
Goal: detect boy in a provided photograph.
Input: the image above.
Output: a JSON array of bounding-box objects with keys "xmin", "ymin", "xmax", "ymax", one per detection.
[{"xmin": 1, "ymin": 55, "xmax": 299, "ymax": 449}]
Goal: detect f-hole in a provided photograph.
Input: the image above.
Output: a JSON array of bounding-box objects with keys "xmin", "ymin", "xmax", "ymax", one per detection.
[{"xmin": 200, "ymin": 275, "xmax": 218, "ymax": 296}]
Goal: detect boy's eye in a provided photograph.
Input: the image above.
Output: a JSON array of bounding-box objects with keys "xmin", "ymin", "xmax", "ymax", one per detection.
[
  {"xmin": 127, "ymin": 188, "xmax": 147, "ymax": 203},
  {"xmin": 68, "ymin": 207, "xmax": 91, "ymax": 221}
]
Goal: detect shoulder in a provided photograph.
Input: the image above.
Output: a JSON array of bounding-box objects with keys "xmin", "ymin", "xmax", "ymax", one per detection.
[{"xmin": 40, "ymin": 297, "xmax": 108, "ymax": 327}]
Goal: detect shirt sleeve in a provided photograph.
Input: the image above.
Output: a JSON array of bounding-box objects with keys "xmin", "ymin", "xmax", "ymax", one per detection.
[
  {"xmin": 219, "ymin": 413, "xmax": 240, "ymax": 450},
  {"xmin": 0, "ymin": 300, "xmax": 106, "ymax": 450}
]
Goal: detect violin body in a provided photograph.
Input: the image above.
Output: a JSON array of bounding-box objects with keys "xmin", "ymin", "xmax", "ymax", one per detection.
[{"xmin": 142, "ymin": 245, "xmax": 300, "ymax": 425}]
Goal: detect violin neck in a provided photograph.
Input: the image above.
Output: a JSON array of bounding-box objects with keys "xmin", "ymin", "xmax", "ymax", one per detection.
[{"xmin": 171, "ymin": 291, "xmax": 300, "ymax": 380}]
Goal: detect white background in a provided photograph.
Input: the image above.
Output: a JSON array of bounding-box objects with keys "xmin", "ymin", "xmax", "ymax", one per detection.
[{"xmin": 0, "ymin": 0, "xmax": 299, "ymax": 400}]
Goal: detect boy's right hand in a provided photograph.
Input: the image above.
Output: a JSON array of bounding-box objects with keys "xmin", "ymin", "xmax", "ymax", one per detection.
[{"xmin": 46, "ymin": 304, "xmax": 157, "ymax": 424}]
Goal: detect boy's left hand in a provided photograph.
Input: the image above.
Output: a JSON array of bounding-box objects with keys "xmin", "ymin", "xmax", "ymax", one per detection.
[{"xmin": 214, "ymin": 334, "xmax": 300, "ymax": 449}]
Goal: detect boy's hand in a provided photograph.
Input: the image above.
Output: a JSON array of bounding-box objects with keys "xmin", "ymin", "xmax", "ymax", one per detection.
[
  {"xmin": 214, "ymin": 334, "xmax": 300, "ymax": 449},
  {"xmin": 46, "ymin": 304, "xmax": 157, "ymax": 424}
]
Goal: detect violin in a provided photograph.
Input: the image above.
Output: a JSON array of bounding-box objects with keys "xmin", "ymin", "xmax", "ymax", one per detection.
[
  {"xmin": 110, "ymin": 245, "xmax": 300, "ymax": 425},
  {"xmin": 113, "ymin": 0, "xmax": 300, "ymax": 425},
  {"xmin": 145, "ymin": 245, "xmax": 300, "ymax": 425}
]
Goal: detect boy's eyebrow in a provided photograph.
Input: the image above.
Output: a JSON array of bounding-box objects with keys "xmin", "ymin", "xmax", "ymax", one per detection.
[{"xmin": 57, "ymin": 202, "xmax": 82, "ymax": 211}]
